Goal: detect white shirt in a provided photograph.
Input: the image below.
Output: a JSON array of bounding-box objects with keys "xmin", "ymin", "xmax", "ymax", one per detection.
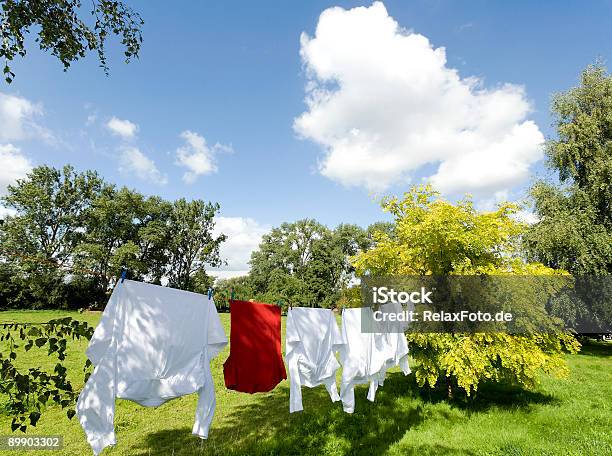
[
  {"xmin": 76, "ymin": 280, "xmax": 227, "ymax": 455},
  {"xmin": 339, "ymin": 304, "xmax": 410, "ymax": 413},
  {"xmin": 285, "ymin": 307, "xmax": 344, "ymax": 413},
  {"xmin": 376, "ymin": 303, "xmax": 411, "ymax": 386}
]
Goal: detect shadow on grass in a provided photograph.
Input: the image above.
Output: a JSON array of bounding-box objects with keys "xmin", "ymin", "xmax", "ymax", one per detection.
[
  {"xmin": 577, "ymin": 341, "xmax": 612, "ymax": 358},
  {"xmin": 408, "ymin": 376, "xmax": 560, "ymax": 413},
  {"xmin": 130, "ymin": 370, "xmax": 559, "ymax": 456},
  {"xmin": 133, "ymin": 373, "xmax": 423, "ymax": 456}
]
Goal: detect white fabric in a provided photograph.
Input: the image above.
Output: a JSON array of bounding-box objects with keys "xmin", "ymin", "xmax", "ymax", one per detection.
[
  {"xmin": 76, "ymin": 280, "xmax": 227, "ymax": 455},
  {"xmin": 285, "ymin": 307, "xmax": 344, "ymax": 413},
  {"xmin": 339, "ymin": 303, "xmax": 410, "ymax": 413}
]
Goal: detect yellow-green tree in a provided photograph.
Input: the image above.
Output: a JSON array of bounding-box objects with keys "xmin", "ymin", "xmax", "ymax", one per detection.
[{"xmin": 352, "ymin": 185, "xmax": 580, "ymax": 396}]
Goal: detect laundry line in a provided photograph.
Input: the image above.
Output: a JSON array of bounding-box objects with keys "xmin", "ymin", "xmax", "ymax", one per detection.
[
  {"xmin": 1, "ymin": 247, "xmax": 256, "ymax": 307},
  {"xmin": 76, "ymin": 279, "xmax": 412, "ymax": 455}
]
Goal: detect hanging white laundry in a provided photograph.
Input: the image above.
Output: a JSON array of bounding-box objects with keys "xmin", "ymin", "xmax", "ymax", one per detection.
[
  {"xmin": 338, "ymin": 303, "xmax": 410, "ymax": 413},
  {"xmin": 376, "ymin": 302, "xmax": 411, "ymax": 388},
  {"xmin": 76, "ymin": 280, "xmax": 227, "ymax": 455},
  {"xmin": 285, "ymin": 307, "xmax": 345, "ymax": 413}
]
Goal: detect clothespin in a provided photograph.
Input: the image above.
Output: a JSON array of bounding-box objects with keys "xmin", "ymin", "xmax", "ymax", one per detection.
[
  {"xmin": 120, "ymin": 267, "xmax": 127, "ymax": 284},
  {"xmin": 208, "ymin": 287, "xmax": 213, "ymax": 299}
]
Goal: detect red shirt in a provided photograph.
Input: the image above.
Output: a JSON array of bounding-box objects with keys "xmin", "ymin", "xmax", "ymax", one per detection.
[{"xmin": 223, "ymin": 300, "xmax": 287, "ymax": 393}]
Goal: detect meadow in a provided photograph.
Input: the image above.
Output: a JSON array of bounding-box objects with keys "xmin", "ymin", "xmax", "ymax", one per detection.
[{"xmin": 0, "ymin": 310, "xmax": 610, "ymax": 456}]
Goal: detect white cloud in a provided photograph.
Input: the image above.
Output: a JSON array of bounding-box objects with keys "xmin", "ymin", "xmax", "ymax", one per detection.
[
  {"xmin": 513, "ymin": 209, "xmax": 540, "ymax": 225},
  {"xmin": 175, "ymin": 130, "xmax": 231, "ymax": 184},
  {"xmin": 85, "ymin": 113, "xmax": 97, "ymax": 126},
  {"xmin": 0, "ymin": 92, "xmax": 45, "ymax": 142},
  {"xmin": 0, "ymin": 206, "xmax": 17, "ymax": 219},
  {"xmin": 118, "ymin": 146, "xmax": 167, "ymax": 185},
  {"xmin": 211, "ymin": 270, "xmax": 250, "ymax": 281},
  {"xmin": 0, "ymin": 144, "xmax": 33, "ymax": 195},
  {"xmin": 477, "ymin": 190, "xmax": 511, "ymax": 212},
  {"xmin": 209, "ymin": 216, "xmax": 270, "ymax": 276},
  {"xmin": 106, "ymin": 116, "xmax": 138, "ymax": 139},
  {"xmin": 295, "ymin": 2, "xmax": 544, "ymax": 196}
]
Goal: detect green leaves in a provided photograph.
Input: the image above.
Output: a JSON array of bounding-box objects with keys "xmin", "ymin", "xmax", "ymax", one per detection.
[
  {"xmin": 29, "ymin": 411, "xmax": 41, "ymax": 426},
  {"xmin": 165, "ymin": 198, "xmax": 226, "ymax": 291},
  {"xmin": 352, "ymin": 184, "xmax": 580, "ymax": 396},
  {"xmin": 34, "ymin": 338, "xmax": 46, "ymax": 348},
  {"xmin": 0, "ymin": 318, "xmax": 94, "ymax": 432},
  {"xmin": 0, "ymin": 165, "xmax": 106, "ymax": 309},
  {"xmin": 353, "ymin": 184, "xmax": 526, "ymax": 277},
  {"xmin": 523, "ymin": 63, "xmax": 612, "ymax": 332},
  {"xmin": 525, "ymin": 63, "xmax": 612, "ymax": 276},
  {"xmin": 248, "ymin": 219, "xmax": 370, "ymax": 308},
  {"xmin": 1, "ymin": 0, "xmax": 144, "ymax": 84},
  {"xmin": 1, "ymin": 164, "xmax": 227, "ymax": 308}
]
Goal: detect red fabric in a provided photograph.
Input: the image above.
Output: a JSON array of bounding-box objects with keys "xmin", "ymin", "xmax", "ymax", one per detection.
[{"xmin": 223, "ymin": 300, "xmax": 287, "ymax": 393}]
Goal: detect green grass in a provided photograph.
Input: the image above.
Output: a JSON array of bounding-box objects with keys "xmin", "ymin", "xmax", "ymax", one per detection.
[{"xmin": 1, "ymin": 310, "xmax": 611, "ymax": 455}]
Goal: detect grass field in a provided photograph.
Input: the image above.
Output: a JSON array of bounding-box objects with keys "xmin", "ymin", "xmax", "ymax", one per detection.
[{"xmin": 1, "ymin": 310, "xmax": 611, "ymax": 456}]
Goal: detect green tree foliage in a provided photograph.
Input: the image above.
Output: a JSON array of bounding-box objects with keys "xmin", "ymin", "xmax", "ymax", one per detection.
[
  {"xmin": 366, "ymin": 221, "xmax": 396, "ymax": 240},
  {"xmin": 0, "ymin": 165, "xmax": 103, "ymax": 308},
  {"xmin": 212, "ymin": 275, "xmax": 256, "ymax": 310},
  {"xmin": 0, "ymin": 165, "xmax": 226, "ymax": 309},
  {"xmin": 1, "ymin": 165, "xmax": 103, "ymax": 265},
  {"xmin": 524, "ymin": 63, "xmax": 612, "ymax": 274},
  {"xmin": 249, "ymin": 219, "xmax": 369, "ymax": 308},
  {"xmin": 75, "ymin": 186, "xmax": 173, "ymax": 293},
  {"xmin": 352, "ymin": 185, "xmax": 580, "ymax": 396},
  {"xmin": 1, "ymin": 0, "xmax": 143, "ymax": 83},
  {"xmin": 165, "ymin": 199, "xmax": 226, "ymax": 291}
]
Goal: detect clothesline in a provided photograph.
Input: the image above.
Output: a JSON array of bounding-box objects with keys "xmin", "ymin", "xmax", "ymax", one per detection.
[
  {"xmin": 0, "ymin": 248, "xmax": 315, "ymax": 310},
  {"xmin": 1, "ymin": 248, "xmax": 282, "ymax": 307},
  {"xmin": 75, "ymin": 279, "xmax": 412, "ymax": 455}
]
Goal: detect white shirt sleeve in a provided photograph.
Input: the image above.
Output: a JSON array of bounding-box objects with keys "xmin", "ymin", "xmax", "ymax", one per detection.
[
  {"xmin": 192, "ymin": 299, "xmax": 228, "ymax": 438},
  {"xmin": 326, "ymin": 311, "xmax": 343, "ymax": 403},
  {"xmin": 338, "ymin": 309, "xmax": 356, "ymax": 413},
  {"xmin": 76, "ymin": 285, "xmax": 123, "ymax": 455},
  {"xmin": 205, "ymin": 298, "xmax": 228, "ymax": 360},
  {"xmin": 85, "ymin": 284, "xmax": 120, "ymax": 366},
  {"xmin": 75, "ymin": 356, "xmax": 117, "ymax": 455},
  {"xmin": 286, "ymin": 309, "xmax": 304, "ymax": 413}
]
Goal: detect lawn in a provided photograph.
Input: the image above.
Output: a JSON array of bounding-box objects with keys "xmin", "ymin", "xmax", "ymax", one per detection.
[{"xmin": 1, "ymin": 310, "xmax": 611, "ymax": 456}]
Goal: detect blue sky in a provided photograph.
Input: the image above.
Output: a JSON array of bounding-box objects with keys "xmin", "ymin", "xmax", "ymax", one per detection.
[{"xmin": 1, "ymin": 1, "xmax": 611, "ymax": 276}]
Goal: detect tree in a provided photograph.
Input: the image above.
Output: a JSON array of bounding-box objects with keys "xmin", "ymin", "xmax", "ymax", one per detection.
[
  {"xmin": 132, "ymin": 195, "xmax": 174, "ymax": 284},
  {"xmin": 524, "ymin": 63, "xmax": 612, "ymax": 274},
  {"xmin": 212, "ymin": 275, "xmax": 255, "ymax": 310},
  {"xmin": 75, "ymin": 185, "xmax": 174, "ymax": 295},
  {"xmin": 250, "ymin": 219, "xmax": 325, "ymax": 306},
  {"xmin": 77, "ymin": 189, "xmax": 227, "ymax": 298},
  {"xmin": 1, "ymin": 0, "xmax": 143, "ymax": 83},
  {"xmin": 352, "ymin": 185, "xmax": 580, "ymax": 396},
  {"xmin": 249, "ymin": 219, "xmax": 368, "ymax": 308},
  {"xmin": 165, "ymin": 198, "xmax": 226, "ymax": 291},
  {"xmin": 2, "ymin": 165, "xmax": 103, "ymax": 264},
  {"xmin": 0, "ymin": 164, "xmax": 227, "ymax": 308},
  {"xmin": 366, "ymin": 221, "xmax": 396, "ymax": 240},
  {"xmin": 0, "ymin": 165, "xmax": 103, "ymax": 308}
]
